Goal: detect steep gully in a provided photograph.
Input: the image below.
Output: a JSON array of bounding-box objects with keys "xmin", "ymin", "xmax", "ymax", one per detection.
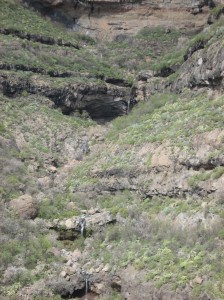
[
  {"xmin": 43, "ymin": 45, "xmax": 224, "ymax": 299},
  {"xmin": 1, "ymin": 1, "xmax": 222, "ymax": 121},
  {"xmin": 1, "ymin": 5, "xmax": 224, "ymax": 299}
]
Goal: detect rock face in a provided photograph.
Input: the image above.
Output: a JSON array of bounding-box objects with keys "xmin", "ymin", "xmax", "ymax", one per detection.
[
  {"xmin": 24, "ymin": 0, "xmax": 211, "ymax": 40},
  {"xmin": 26, "ymin": 0, "xmax": 215, "ymax": 10},
  {"xmin": 0, "ymin": 73, "xmax": 132, "ymax": 120},
  {"xmin": 73, "ymin": 127, "xmax": 224, "ymax": 206},
  {"xmin": 0, "ymin": 28, "xmax": 79, "ymax": 48},
  {"xmin": 49, "ymin": 209, "xmax": 116, "ymax": 239},
  {"xmin": 173, "ymin": 39, "xmax": 224, "ymax": 91},
  {"xmin": 136, "ymin": 37, "xmax": 224, "ymax": 100},
  {"xmin": 9, "ymin": 194, "xmax": 37, "ymax": 219}
]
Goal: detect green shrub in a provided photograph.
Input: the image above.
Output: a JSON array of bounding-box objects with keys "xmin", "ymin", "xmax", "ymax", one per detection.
[
  {"xmin": 107, "ymin": 93, "xmax": 177, "ymax": 141},
  {"xmin": 151, "ymin": 49, "xmax": 184, "ymax": 71},
  {"xmin": 38, "ymin": 195, "xmax": 80, "ymax": 220},
  {"xmin": 0, "ymin": 0, "xmax": 79, "ymax": 45},
  {"xmin": 218, "ymin": 229, "xmax": 224, "ymax": 239},
  {"xmin": 188, "ymin": 171, "xmax": 211, "ymax": 188},
  {"xmin": 0, "ymin": 122, "xmax": 5, "ymax": 133},
  {"xmin": 137, "ymin": 27, "xmax": 181, "ymax": 42},
  {"xmin": 211, "ymin": 166, "xmax": 224, "ymax": 179},
  {"xmin": 211, "ymin": 5, "xmax": 224, "ymax": 19}
]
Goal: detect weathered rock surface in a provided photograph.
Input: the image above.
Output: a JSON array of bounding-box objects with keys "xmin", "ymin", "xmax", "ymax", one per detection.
[
  {"xmin": 74, "ymin": 129, "xmax": 224, "ymax": 200},
  {"xmin": 120, "ymin": 266, "xmax": 186, "ymax": 300},
  {"xmin": 137, "ymin": 36, "xmax": 224, "ymax": 99},
  {"xmin": 49, "ymin": 209, "xmax": 116, "ymax": 239},
  {"xmin": 0, "ymin": 28, "xmax": 79, "ymax": 49},
  {"xmin": 0, "ymin": 73, "xmax": 132, "ymax": 120},
  {"xmin": 24, "ymin": 0, "xmax": 211, "ymax": 40},
  {"xmin": 9, "ymin": 194, "xmax": 37, "ymax": 219}
]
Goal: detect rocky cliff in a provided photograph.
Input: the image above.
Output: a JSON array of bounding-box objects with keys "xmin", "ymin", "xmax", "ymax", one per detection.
[{"xmin": 24, "ymin": 0, "xmax": 213, "ymax": 39}]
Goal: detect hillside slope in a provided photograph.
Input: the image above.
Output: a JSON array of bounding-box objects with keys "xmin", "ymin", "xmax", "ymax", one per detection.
[{"xmin": 0, "ymin": 1, "xmax": 224, "ymax": 299}]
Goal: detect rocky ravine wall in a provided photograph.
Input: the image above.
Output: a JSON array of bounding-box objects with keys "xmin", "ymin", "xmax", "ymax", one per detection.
[
  {"xmin": 27, "ymin": 0, "xmax": 214, "ymax": 10},
  {"xmin": 136, "ymin": 37, "xmax": 224, "ymax": 101},
  {"xmin": 24, "ymin": 0, "xmax": 212, "ymax": 39}
]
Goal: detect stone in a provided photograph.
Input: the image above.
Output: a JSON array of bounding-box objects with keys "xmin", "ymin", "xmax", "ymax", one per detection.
[
  {"xmin": 92, "ymin": 282, "xmax": 105, "ymax": 294},
  {"xmin": 102, "ymin": 264, "xmax": 110, "ymax": 272},
  {"xmin": 137, "ymin": 71, "xmax": 153, "ymax": 81},
  {"xmin": 15, "ymin": 132, "xmax": 27, "ymax": 150},
  {"xmin": 65, "ymin": 275, "xmax": 70, "ymax": 281},
  {"xmin": 191, "ymin": 7, "xmax": 202, "ymax": 15},
  {"xmin": 88, "ymin": 267, "xmax": 95, "ymax": 275},
  {"xmin": 9, "ymin": 194, "xmax": 37, "ymax": 219},
  {"xmin": 69, "ymin": 263, "xmax": 81, "ymax": 273},
  {"xmin": 48, "ymin": 165, "xmax": 57, "ymax": 173},
  {"xmin": 95, "ymin": 267, "xmax": 101, "ymax": 273},
  {"xmin": 52, "ymin": 0, "xmax": 63, "ymax": 6},
  {"xmin": 37, "ymin": 176, "xmax": 52, "ymax": 190},
  {"xmin": 151, "ymin": 144, "xmax": 172, "ymax": 167},
  {"xmin": 66, "ymin": 202, "xmax": 77, "ymax": 211},
  {"xmin": 72, "ymin": 249, "xmax": 82, "ymax": 261},
  {"xmin": 198, "ymin": 57, "xmax": 203, "ymax": 66},
  {"xmin": 88, "ymin": 208, "xmax": 100, "ymax": 215},
  {"xmin": 64, "ymin": 219, "xmax": 76, "ymax": 229},
  {"xmin": 65, "ymin": 267, "xmax": 75, "ymax": 275},
  {"xmin": 60, "ymin": 271, "xmax": 67, "ymax": 278},
  {"xmin": 66, "ymin": 260, "xmax": 73, "ymax": 267},
  {"xmin": 193, "ymin": 276, "xmax": 203, "ymax": 284}
]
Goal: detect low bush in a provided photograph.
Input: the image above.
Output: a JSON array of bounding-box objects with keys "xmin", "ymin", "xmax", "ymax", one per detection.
[
  {"xmin": 38, "ymin": 194, "xmax": 80, "ymax": 220},
  {"xmin": 188, "ymin": 171, "xmax": 211, "ymax": 188},
  {"xmin": 211, "ymin": 166, "xmax": 224, "ymax": 179}
]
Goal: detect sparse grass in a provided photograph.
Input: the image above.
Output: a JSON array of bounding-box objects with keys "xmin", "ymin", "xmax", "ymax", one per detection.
[
  {"xmin": 211, "ymin": 166, "xmax": 224, "ymax": 179},
  {"xmin": 0, "ymin": 0, "xmax": 78, "ymax": 44},
  {"xmin": 65, "ymin": 89, "xmax": 224, "ymax": 299},
  {"xmin": 107, "ymin": 93, "xmax": 177, "ymax": 141},
  {"xmin": 148, "ymin": 17, "xmax": 224, "ymax": 74},
  {"xmin": 107, "ymin": 93, "xmax": 224, "ymax": 146},
  {"xmin": 0, "ymin": 34, "xmax": 126, "ymax": 80},
  {"xmin": 0, "ymin": 2, "xmax": 224, "ymax": 299},
  {"xmin": 188, "ymin": 171, "xmax": 211, "ymax": 188},
  {"xmin": 151, "ymin": 49, "xmax": 184, "ymax": 72},
  {"xmin": 137, "ymin": 27, "xmax": 181, "ymax": 42},
  {"xmin": 38, "ymin": 194, "xmax": 80, "ymax": 220},
  {"xmin": 92, "ymin": 207, "xmax": 224, "ymax": 298},
  {"xmin": 97, "ymin": 27, "xmax": 182, "ymax": 74},
  {"xmin": 211, "ymin": 5, "xmax": 224, "ymax": 19},
  {"xmin": 188, "ymin": 167, "xmax": 224, "ymax": 188},
  {"xmin": 0, "ymin": 0, "xmax": 129, "ymax": 82},
  {"xmin": 0, "ymin": 206, "xmax": 59, "ymax": 296},
  {"xmin": 98, "ymin": 190, "xmax": 134, "ymax": 217}
]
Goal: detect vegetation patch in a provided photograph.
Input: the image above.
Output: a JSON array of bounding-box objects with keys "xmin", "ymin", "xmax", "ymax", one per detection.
[
  {"xmin": 107, "ymin": 92, "xmax": 224, "ymax": 146},
  {"xmin": 0, "ymin": 207, "xmax": 59, "ymax": 296},
  {"xmin": 0, "ymin": 0, "xmax": 78, "ymax": 44},
  {"xmin": 97, "ymin": 27, "xmax": 182, "ymax": 74},
  {"xmin": 91, "ymin": 199, "xmax": 224, "ymax": 298}
]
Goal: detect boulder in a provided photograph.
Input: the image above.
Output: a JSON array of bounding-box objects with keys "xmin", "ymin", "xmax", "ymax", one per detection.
[
  {"xmin": 49, "ymin": 209, "xmax": 116, "ymax": 239},
  {"xmin": 9, "ymin": 194, "xmax": 37, "ymax": 219}
]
